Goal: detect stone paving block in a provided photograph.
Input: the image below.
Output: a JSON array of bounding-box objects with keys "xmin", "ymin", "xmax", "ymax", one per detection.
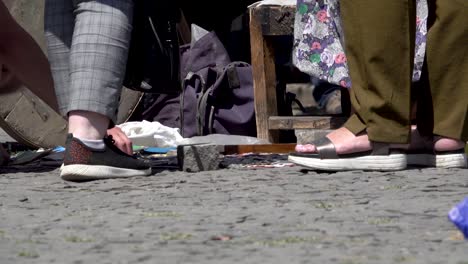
[{"xmin": 177, "ymin": 144, "xmax": 221, "ymax": 172}]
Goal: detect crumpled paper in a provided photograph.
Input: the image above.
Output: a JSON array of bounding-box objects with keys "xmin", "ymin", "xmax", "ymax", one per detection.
[{"xmin": 117, "ymin": 121, "xmax": 184, "ymax": 148}]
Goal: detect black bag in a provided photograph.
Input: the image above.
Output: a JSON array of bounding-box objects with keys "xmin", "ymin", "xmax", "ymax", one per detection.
[
  {"xmin": 134, "ymin": 31, "xmax": 256, "ymax": 138},
  {"xmin": 180, "ymin": 61, "xmax": 256, "ymax": 137},
  {"xmin": 123, "ymin": 1, "xmax": 181, "ymax": 94}
]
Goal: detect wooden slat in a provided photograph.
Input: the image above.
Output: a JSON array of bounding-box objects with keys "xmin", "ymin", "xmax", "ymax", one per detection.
[
  {"xmin": 223, "ymin": 143, "xmax": 296, "ymax": 155},
  {"xmin": 176, "ymin": 9, "xmax": 191, "ymax": 45},
  {"xmin": 249, "ymin": 7, "xmax": 280, "ymax": 143},
  {"xmin": 257, "ymin": 5, "xmax": 295, "ymax": 36},
  {"xmin": 268, "ymin": 116, "xmax": 347, "ymax": 130}
]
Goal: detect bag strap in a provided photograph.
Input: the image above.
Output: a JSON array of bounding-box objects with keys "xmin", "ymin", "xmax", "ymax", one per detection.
[
  {"xmin": 197, "ymin": 89, "xmax": 212, "ymax": 135},
  {"xmin": 196, "ymin": 73, "xmax": 212, "ymax": 136},
  {"xmin": 181, "ymin": 72, "xmax": 207, "ymax": 137},
  {"xmin": 224, "ymin": 61, "xmax": 250, "ymax": 90},
  {"xmin": 198, "ymin": 66, "xmax": 223, "ymax": 135}
]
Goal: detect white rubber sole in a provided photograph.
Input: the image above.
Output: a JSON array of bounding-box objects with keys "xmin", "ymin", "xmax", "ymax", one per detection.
[
  {"xmin": 60, "ymin": 164, "xmax": 152, "ymax": 181},
  {"xmin": 407, "ymin": 153, "xmax": 467, "ymax": 168},
  {"xmin": 288, "ymin": 153, "xmax": 407, "ymax": 171}
]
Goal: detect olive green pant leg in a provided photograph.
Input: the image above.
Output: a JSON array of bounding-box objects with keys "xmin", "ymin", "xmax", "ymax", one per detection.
[
  {"xmin": 426, "ymin": 0, "xmax": 468, "ymax": 141},
  {"xmin": 340, "ymin": 0, "xmax": 416, "ymax": 143}
]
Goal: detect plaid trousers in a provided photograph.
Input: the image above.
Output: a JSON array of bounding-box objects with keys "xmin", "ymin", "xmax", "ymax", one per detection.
[{"xmin": 44, "ymin": 0, "xmax": 133, "ymax": 122}]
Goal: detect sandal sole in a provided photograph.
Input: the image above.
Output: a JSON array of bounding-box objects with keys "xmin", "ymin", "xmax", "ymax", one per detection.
[
  {"xmin": 407, "ymin": 153, "xmax": 467, "ymax": 168},
  {"xmin": 288, "ymin": 153, "xmax": 407, "ymax": 171}
]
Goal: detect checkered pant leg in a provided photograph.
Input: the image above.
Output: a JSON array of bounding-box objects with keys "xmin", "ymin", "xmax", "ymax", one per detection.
[
  {"xmin": 44, "ymin": 0, "xmax": 74, "ymax": 116},
  {"xmin": 45, "ymin": 0, "xmax": 133, "ymax": 121}
]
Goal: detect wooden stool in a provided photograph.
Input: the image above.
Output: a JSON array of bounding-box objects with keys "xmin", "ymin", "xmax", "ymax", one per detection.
[{"xmin": 249, "ymin": 4, "xmax": 346, "ymax": 143}]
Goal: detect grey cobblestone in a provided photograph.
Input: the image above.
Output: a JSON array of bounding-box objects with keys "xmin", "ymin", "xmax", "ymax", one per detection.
[
  {"xmin": 0, "ymin": 165, "xmax": 467, "ymax": 263},
  {"xmin": 177, "ymin": 144, "xmax": 221, "ymax": 172}
]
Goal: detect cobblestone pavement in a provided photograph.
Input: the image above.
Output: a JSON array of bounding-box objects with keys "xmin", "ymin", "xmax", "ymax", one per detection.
[{"xmin": 0, "ymin": 162, "xmax": 467, "ymax": 264}]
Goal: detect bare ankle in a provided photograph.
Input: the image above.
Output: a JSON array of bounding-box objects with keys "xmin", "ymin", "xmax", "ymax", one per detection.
[{"xmin": 68, "ymin": 110, "xmax": 109, "ymax": 140}]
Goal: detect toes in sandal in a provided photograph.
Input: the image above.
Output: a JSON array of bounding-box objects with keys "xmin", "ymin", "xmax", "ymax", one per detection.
[{"xmin": 288, "ymin": 137, "xmax": 407, "ymax": 171}]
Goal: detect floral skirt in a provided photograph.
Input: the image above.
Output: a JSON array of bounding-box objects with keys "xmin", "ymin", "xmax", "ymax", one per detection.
[{"xmin": 293, "ymin": 0, "xmax": 428, "ymax": 88}]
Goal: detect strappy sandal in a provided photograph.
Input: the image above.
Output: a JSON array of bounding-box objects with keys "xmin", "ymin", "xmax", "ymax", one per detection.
[
  {"xmin": 407, "ymin": 149, "xmax": 467, "ymax": 168},
  {"xmin": 406, "ymin": 135, "xmax": 467, "ymax": 168},
  {"xmin": 407, "ymin": 136, "xmax": 467, "ymax": 168},
  {"xmin": 288, "ymin": 137, "xmax": 407, "ymax": 171}
]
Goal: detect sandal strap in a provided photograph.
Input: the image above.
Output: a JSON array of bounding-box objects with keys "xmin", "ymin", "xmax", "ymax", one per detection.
[
  {"xmin": 314, "ymin": 137, "xmax": 338, "ymax": 159},
  {"xmin": 371, "ymin": 142, "xmax": 390, "ymax": 155}
]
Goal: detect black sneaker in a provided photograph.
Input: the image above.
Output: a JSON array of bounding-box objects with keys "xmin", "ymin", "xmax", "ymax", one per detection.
[{"xmin": 60, "ymin": 134, "xmax": 152, "ymax": 181}]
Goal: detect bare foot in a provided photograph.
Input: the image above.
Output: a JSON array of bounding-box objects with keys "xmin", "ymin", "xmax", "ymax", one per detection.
[
  {"xmin": 296, "ymin": 126, "xmax": 465, "ymax": 156},
  {"xmin": 408, "ymin": 126, "xmax": 465, "ymax": 152},
  {"xmin": 434, "ymin": 137, "xmax": 465, "ymax": 152},
  {"xmin": 406, "ymin": 128, "xmax": 466, "ymax": 168},
  {"xmin": 296, "ymin": 127, "xmax": 378, "ymax": 155},
  {"xmin": 291, "ymin": 127, "xmax": 409, "ymax": 171}
]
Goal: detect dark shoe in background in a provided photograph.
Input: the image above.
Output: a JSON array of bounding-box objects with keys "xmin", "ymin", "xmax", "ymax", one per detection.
[
  {"xmin": 313, "ymin": 81, "xmax": 351, "ymax": 116},
  {"xmin": 322, "ymin": 89, "xmax": 342, "ymax": 115}
]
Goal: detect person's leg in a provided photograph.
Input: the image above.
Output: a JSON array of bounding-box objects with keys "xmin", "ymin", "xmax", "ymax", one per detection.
[
  {"xmin": 44, "ymin": 0, "xmax": 74, "ymax": 115},
  {"xmin": 426, "ymin": 0, "xmax": 467, "ymax": 147},
  {"xmin": 289, "ymin": 0, "xmax": 415, "ymax": 171},
  {"xmin": 341, "ymin": 0, "xmax": 416, "ymax": 144},
  {"xmin": 45, "ymin": 0, "xmax": 132, "ymax": 154},
  {"xmin": 57, "ymin": 0, "xmax": 150, "ymax": 181},
  {"xmin": 296, "ymin": 0, "xmax": 415, "ymax": 155},
  {"xmin": 403, "ymin": 0, "xmax": 467, "ymax": 168},
  {"xmin": 67, "ymin": 0, "xmax": 133, "ymax": 140}
]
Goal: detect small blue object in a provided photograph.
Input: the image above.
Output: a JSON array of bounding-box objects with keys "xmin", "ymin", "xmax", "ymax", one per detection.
[
  {"xmin": 142, "ymin": 147, "xmax": 176, "ymax": 154},
  {"xmin": 53, "ymin": 146, "xmax": 65, "ymax": 152},
  {"xmin": 448, "ymin": 197, "xmax": 468, "ymax": 239}
]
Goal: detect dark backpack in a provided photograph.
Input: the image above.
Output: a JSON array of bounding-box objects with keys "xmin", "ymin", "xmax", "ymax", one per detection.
[
  {"xmin": 133, "ymin": 31, "xmax": 256, "ymax": 138},
  {"xmin": 123, "ymin": 0, "xmax": 181, "ymax": 94}
]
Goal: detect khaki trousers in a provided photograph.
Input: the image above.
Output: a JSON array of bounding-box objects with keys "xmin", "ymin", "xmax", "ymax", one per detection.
[{"xmin": 341, "ymin": 0, "xmax": 468, "ymax": 143}]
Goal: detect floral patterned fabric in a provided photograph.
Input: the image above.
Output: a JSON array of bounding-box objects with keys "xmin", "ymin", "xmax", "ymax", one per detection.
[{"xmin": 293, "ymin": 0, "xmax": 428, "ymax": 88}]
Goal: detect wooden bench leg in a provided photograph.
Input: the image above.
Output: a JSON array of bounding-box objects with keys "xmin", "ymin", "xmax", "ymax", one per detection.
[{"xmin": 249, "ymin": 7, "xmax": 279, "ymax": 143}]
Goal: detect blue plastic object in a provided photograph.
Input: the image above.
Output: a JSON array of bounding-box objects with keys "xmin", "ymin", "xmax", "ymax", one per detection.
[
  {"xmin": 448, "ymin": 197, "xmax": 468, "ymax": 239},
  {"xmin": 142, "ymin": 147, "xmax": 176, "ymax": 154},
  {"xmin": 53, "ymin": 146, "xmax": 65, "ymax": 152}
]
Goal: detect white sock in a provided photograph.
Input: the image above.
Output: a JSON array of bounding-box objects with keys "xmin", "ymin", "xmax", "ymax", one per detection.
[{"xmin": 76, "ymin": 137, "xmax": 105, "ymax": 150}]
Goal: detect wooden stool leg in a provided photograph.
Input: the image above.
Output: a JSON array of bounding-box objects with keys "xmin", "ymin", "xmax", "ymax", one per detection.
[{"xmin": 249, "ymin": 7, "xmax": 279, "ymax": 143}]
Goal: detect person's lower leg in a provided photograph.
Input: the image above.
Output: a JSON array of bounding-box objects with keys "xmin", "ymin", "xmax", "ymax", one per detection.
[
  {"xmin": 68, "ymin": 110, "xmax": 109, "ymax": 140},
  {"xmin": 425, "ymin": 0, "xmax": 468, "ymax": 143},
  {"xmin": 341, "ymin": 0, "xmax": 416, "ymax": 144}
]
